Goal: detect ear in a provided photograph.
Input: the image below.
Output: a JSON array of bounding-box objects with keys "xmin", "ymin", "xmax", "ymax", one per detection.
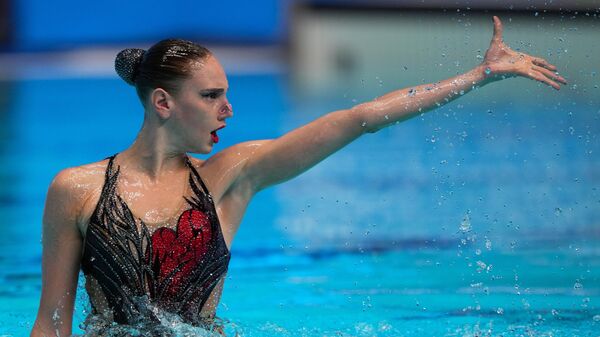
[{"xmin": 150, "ymin": 88, "xmax": 174, "ymax": 119}]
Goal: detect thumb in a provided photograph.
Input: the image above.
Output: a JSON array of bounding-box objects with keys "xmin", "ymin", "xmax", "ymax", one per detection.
[{"xmin": 492, "ymin": 16, "xmax": 504, "ymax": 43}]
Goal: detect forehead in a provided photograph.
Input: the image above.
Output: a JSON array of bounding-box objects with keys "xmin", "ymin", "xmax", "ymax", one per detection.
[{"xmin": 185, "ymin": 56, "xmax": 228, "ymax": 89}]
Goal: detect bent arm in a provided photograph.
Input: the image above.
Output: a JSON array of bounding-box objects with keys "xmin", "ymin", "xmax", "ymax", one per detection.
[{"xmin": 31, "ymin": 170, "xmax": 84, "ymax": 337}]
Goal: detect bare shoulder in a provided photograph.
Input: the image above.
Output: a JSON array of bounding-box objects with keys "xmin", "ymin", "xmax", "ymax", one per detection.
[
  {"xmin": 188, "ymin": 140, "xmax": 271, "ymax": 200},
  {"xmin": 45, "ymin": 158, "xmax": 110, "ymax": 234},
  {"xmin": 50, "ymin": 159, "xmax": 108, "ymax": 196}
]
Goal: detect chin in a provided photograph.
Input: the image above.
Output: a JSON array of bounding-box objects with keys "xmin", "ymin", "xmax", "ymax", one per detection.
[
  {"xmin": 199, "ymin": 144, "xmax": 214, "ymax": 154},
  {"xmin": 187, "ymin": 139, "xmax": 214, "ymax": 154}
]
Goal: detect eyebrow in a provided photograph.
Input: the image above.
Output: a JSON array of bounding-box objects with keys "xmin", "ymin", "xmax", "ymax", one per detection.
[{"xmin": 200, "ymin": 88, "xmax": 225, "ymax": 94}]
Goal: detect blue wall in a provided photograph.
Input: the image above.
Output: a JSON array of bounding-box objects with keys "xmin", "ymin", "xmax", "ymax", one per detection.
[{"xmin": 12, "ymin": 0, "xmax": 288, "ymax": 51}]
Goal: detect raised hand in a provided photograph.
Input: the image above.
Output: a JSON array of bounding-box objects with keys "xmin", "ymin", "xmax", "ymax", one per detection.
[{"xmin": 482, "ymin": 16, "xmax": 567, "ymax": 90}]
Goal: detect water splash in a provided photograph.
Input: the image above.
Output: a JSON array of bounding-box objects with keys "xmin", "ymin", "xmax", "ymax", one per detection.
[
  {"xmin": 77, "ymin": 311, "xmax": 236, "ymax": 337},
  {"xmin": 459, "ymin": 212, "xmax": 472, "ymax": 233},
  {"xmin": 74, "ymin": 295, "xmax": 238, "ymax": 337}
]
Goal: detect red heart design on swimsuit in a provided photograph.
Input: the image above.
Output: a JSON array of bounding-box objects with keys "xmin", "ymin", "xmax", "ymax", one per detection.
[{"xmin": 149, "ymin": 209, "xmax": 213, "ymax": 297}]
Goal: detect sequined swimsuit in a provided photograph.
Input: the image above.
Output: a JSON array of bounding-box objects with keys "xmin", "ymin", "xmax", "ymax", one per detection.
[{"xmin": 81, "ymin": 154, "xmax": 231, "ymax": 326}]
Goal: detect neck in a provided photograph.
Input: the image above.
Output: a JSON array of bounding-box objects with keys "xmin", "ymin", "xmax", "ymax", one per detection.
[{"xmin": 118, "ymin": 122, "xmax": 188, "ymax": 180}]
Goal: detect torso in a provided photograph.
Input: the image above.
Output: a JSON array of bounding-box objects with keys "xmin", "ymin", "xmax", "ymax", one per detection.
[
  {"xmin": 76, "ymin": 156, "xmax": 247, "ymax": 248},
  {"xmin": 73, "ymin": 149, "xmax": 255, "ymax": 324}
]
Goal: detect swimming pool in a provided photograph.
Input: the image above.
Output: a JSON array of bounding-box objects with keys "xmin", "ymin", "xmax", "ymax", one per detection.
[{"xmin": 0, "ymin": 71, "xmax": 598, "ymax": 336}]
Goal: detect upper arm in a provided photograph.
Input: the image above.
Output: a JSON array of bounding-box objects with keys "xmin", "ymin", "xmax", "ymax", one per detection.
[
  {"xmin": 32, "ymin": 169, "xmax": 85, "ymax": 337},
  {"xmin": 242, "ymin": 108, "xmax": 366, "ymax": 191}
]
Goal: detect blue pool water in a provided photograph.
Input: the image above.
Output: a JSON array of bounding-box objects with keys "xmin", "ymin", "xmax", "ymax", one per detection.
[{"xmin": 0, "ymin": 73, "xmax": 598, "ymax": 336}]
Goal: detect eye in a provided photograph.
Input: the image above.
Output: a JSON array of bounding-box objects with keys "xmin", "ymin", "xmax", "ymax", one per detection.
[{"xmin": 201, "ymin": 92, "xmax": 219, "ymax": 99}]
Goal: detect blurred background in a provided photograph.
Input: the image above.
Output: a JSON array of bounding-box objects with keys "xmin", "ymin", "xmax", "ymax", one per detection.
[{"xmin": 0, "ymin": 1, "xmax": 599, "ymax": 336}]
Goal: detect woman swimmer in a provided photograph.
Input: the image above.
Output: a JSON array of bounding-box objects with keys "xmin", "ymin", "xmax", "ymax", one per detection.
[{"xmin": 31, "ymin": 16, "xmax": 566, "ymax": 336}]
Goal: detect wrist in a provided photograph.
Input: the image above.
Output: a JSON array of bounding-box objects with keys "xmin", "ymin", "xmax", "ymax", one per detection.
[{"xmin": 476, "ymin": 62, "xmax": 504, "ymax": 86}]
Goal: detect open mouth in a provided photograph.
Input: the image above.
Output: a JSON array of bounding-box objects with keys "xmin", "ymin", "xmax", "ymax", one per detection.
[{"xmin": 210, "ymin": 125, "xmax": 226, "ymax": 144}]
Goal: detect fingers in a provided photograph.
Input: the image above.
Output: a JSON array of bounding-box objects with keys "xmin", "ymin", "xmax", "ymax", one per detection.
[
  {"xmin": 532, "ymin": 57, "xmax": 557, "ymax": 71},
  {"xmin": 532, "ymin": 65, "xmax": 567, "ymax": 84},
  {"xmin": 528, "ymin": 70, "xmax": 561, "ymax": 90},
  {"xmin": 492, "ymin": 16, "xmax": 504, "ymax": 43}
]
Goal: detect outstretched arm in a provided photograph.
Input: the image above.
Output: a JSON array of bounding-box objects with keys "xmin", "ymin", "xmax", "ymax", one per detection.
[{"xmin": 241, "ymin": 16, "xmax": 566, "ymax": 192}]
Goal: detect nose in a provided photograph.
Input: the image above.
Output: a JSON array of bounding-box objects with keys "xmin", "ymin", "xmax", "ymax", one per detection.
[{"xmin": 219, "ymin": 101, "xmax": 233, "ymax": 120}]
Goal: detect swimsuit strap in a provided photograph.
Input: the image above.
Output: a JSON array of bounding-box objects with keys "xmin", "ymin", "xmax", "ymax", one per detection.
[
  {"xmin": 184, "ymin": 155, "xmax": 213, "ymax": 198},
  {"xmin": 91, "ymin": 153, "xmax": 213, "ymax": 225},
  {"xmin": 87, "ymin": 154, "xmax": 119, "ymax": 223}
]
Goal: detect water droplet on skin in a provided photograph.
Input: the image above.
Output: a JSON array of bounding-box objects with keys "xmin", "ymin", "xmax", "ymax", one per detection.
[
  {"xmin": 361, "ymin": 122, "xmax": 367, "ymax": 127},
  {"xmin": 408, "ymin": 88, "xmax": 416, "ymax": 97},
  {"xmin": 384, "ymin": 115, "xmax": 389, "ymax": 120},
  {"xmin": 485, "ymin": 67, "xmax": 492, "ymax": 75},
  {"xmin": 459, "ymin": 90, "xmax": 465, "ymax": 95}
]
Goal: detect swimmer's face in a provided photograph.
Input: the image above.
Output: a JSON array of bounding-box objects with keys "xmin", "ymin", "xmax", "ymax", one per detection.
[{"xmin": 168, "ymin": 55, "xmax": 232, "ymax": 153}]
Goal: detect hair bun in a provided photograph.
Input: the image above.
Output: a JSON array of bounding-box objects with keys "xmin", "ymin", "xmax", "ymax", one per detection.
[{"xmin": 115, "ymin": 48, "xmax": 145, "ymax": 85}]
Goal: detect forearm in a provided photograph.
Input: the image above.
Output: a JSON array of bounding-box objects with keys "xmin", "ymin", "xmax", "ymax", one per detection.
[{"xmin": 356, "ymin": 64, "xmax": 495, "ymax": 132}]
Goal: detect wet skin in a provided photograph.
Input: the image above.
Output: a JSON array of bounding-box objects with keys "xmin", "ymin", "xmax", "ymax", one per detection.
[{"xmin": 31, "ymin": 16, "xmax": 566, "ymax": 337}]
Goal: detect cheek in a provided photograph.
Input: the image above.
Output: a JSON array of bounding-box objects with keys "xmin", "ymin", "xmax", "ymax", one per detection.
[{"xmin": 178, "ymin": 104, "xmax": 209, "ymax": 126}]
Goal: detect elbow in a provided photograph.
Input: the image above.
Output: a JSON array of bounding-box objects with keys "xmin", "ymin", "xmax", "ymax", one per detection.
[
  {"xmin": 350, "ymin": 102, "xmax": 384, "ymax": 134},
  {"xmin": 348, "ymin": 102, "xmax": 378, "ymax": 134},
  {"xmin": 30, "ymin": 324, "xmax": 70, "ymax": 337},
  {"xmin": 31, "ymin": 312, "xmax": 72, "ymax": 337},
  {"xmin": 30, "ymin": 322, "xmax": 55, "ymax": 337}
]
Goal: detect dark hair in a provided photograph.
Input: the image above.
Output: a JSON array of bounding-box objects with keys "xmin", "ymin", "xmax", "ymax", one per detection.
[{"xmin": 115, "ymin": 39, "xmax": 212, "ymax": 104}]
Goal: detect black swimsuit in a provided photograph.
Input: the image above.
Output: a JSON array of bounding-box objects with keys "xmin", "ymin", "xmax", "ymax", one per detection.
[{"xmin": 80, "ymin": 154, "xmax": 231, "ymax": 327}]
